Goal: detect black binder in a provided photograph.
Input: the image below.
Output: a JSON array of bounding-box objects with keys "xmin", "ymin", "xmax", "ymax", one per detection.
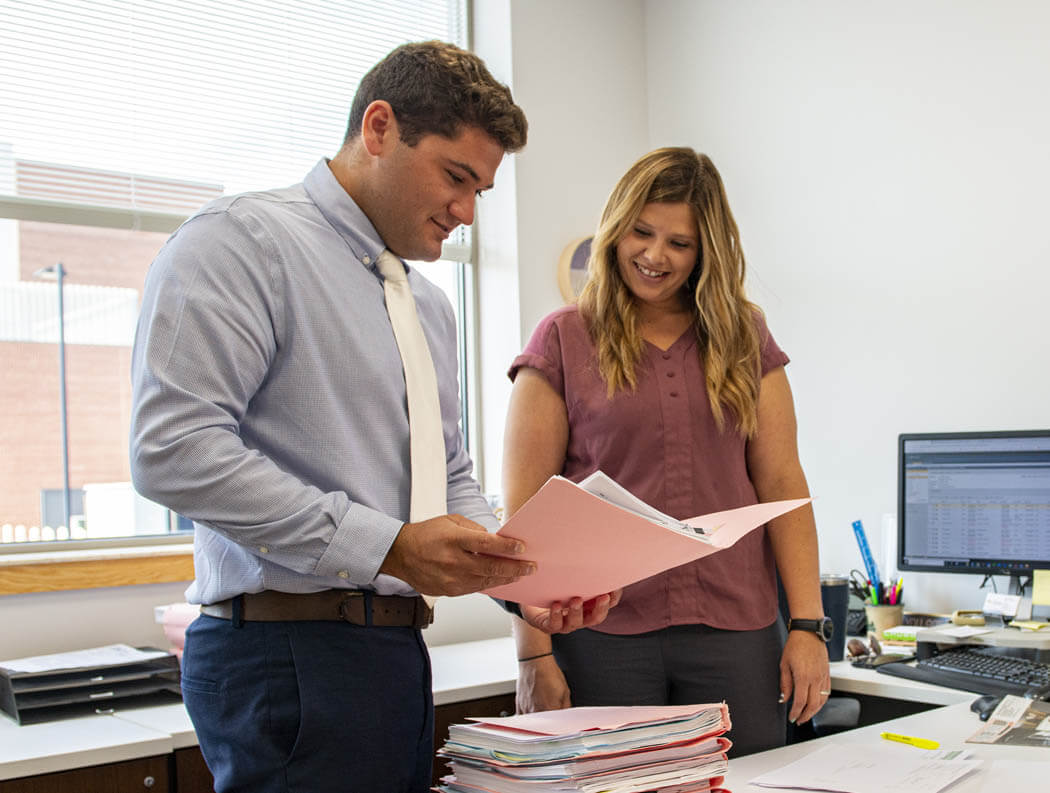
[{"xmin": 0, "ymin": 647, "xmax": 181, "ymax": 725}]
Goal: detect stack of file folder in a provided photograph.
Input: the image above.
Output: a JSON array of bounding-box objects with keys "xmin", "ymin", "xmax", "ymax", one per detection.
[{"xmin": 435, "ymin": 703, "xmax": 731, "ymax": 793}]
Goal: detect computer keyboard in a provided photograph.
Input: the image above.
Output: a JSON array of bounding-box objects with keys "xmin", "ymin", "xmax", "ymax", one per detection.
[{"xmin": 876, "ymin": 646, "xmax": 1050, "ymax": 698}]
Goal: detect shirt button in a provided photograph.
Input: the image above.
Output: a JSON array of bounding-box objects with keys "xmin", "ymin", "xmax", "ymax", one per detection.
[
  {"xmin": 259, "ymin": 545, "xmax": 269, "ymax": 554},
  {"xmin": 337, "ymin": 570, "xmax": 350, "ymax": 579},
  {"xmin": 362, "ymin": 255, "xmax": 371, "ymax": 265},
  {"xmin": 666, "ymin": 371, "xmax": 675, "ymax": 378},
  {"xmin": 669, "ymin": 391, "xmax": 679, "ymax": 398},
  {"xmin": 662, "ymin": 353, "xmax": 671, "ymax": 360}
]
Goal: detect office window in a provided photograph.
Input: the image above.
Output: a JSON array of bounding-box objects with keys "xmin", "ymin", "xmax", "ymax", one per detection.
[{"xmin": 0, "ymin": 0, "xmax": 474, "ymax": 549}]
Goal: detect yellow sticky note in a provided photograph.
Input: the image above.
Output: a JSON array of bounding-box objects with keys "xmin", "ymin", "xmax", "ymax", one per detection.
[
  {"xmin": 1034, "ymin": 570, "xmax": 1050, "ymax": 607},
  {"xmin": 1009, "ymin": 619, "xmax": 1050, "ymax": 631}
]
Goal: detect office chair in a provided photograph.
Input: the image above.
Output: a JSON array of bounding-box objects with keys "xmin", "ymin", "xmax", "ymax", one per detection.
[{"xmin": 810, "ymin": 696, "xmax": 861, "ymax": 736}]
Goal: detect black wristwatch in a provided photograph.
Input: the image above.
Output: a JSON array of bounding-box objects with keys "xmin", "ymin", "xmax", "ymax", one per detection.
[{"xmin": 788, "ymin": 616, "xmax": 834, "ymax": 642}]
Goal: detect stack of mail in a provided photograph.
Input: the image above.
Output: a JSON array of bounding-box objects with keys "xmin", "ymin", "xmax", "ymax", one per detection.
[{"xmin": 435, "ymin": 704, "xmax": 731, "ymax": 793}]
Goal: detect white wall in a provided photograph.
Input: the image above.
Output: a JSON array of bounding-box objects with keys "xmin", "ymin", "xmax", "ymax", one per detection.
[
  {"xmin": 474, "ymin": 0, "xmax": 650, "ymax": 491},
  {"xmin": 644, "ymin": 0, "xmax": 1050, "ymax": 612},
  {"xmin": 0, "ymin": 581, "xmax": 187, "ymax": 659}
]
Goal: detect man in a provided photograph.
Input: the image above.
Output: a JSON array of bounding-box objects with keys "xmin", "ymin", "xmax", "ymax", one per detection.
[{"xmin": 130, "ymin": 41, "xmax": 617, "ymax": 793}]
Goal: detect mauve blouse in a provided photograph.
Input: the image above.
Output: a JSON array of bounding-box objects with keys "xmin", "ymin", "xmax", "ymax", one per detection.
[{"xmin": 508, "ymin": 305, "xmax": 790, "ymax": 634}]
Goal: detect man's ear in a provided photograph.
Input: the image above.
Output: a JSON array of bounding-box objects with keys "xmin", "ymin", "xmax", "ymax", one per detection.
[{"xmin": 360, "ymin": 100, "xmax": 398, "ymax": 156}]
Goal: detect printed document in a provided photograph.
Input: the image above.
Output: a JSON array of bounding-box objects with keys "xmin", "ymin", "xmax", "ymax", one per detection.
[
  {"xmin": 749, "ymin": 743, "xmax": 980, "ymax": 793},
  {"xmin": 0, "ymin": 644, "xmax": 168, "ymax": 675}
]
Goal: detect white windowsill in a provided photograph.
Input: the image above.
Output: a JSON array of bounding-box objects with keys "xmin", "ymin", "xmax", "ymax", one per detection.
[{"xmin": 0, "ymin": 543, "xmax": 194, "ymax": 567}]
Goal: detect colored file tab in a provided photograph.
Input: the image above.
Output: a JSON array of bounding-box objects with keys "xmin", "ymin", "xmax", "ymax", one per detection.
[{"xmin": 852, "ymin": 519, "xmax": 882, "ymax": 602}]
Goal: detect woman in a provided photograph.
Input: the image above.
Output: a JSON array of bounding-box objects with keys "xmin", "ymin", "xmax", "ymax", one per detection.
[{"xmin": 502, "ymin": 147, "xmax": 829, "ymax": 756}]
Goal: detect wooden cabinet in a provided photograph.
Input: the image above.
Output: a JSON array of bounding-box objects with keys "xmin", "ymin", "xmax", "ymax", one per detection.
[
  {"xmin": 172, "ymin": 747, "xmax": 213, "ymax": 793},
  {"xmin": 0, "ymin": 755, "xmax": 170, "ymax": 793}
]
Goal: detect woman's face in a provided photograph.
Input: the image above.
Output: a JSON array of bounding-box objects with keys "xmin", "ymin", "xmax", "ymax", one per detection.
[{"xmin": 615, "ymin": 201, "xmax": 699, "ymax": 314}]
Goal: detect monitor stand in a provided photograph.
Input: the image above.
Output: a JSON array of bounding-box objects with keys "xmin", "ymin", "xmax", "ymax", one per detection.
[
  {"xmin": 1008, "ymin": 573, "xmax": 1034, "ymax": 621},
  {"xmin": 915, "ymin": 625, "xmax": 1050, "ymax": 658}
]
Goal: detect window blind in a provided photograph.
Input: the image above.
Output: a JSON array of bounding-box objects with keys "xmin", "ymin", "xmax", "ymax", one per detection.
[{"xmin": 0, "ymin": 0, "xmax": 468, "ymax": 222}]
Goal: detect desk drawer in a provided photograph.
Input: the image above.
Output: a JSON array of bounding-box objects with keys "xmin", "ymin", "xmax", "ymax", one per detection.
[{"xmin": 0, "ymin": 754, "xmax": 170, "ymax": 793}]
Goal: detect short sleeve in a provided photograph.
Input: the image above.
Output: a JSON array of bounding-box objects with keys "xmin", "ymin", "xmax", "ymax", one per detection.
[
  {"xmin": 756, "ymin": 312, "xmax": 790, "ymax": 376},
  {"xmin": 507, "ymin": 310, "xmax": 569, "ymax": 398}
]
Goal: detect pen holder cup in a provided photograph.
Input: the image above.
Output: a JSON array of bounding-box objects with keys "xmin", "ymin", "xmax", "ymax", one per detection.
[
  {"xmin": 864, "ymin": 603, "xmax": 904, "ymax": 641},
  {"xmin": 820, "ymin": 574, "xmax": 850, "ymax": 662}
]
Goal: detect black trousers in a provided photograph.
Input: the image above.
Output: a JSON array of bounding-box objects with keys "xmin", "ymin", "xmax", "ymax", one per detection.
[
  {"xmin": 551, "ymin": 621, "xmax": 786, "ymax": 757},
  {"xmin": 181, "ymin": 614, "xmax": 434, "ymax": 793}
]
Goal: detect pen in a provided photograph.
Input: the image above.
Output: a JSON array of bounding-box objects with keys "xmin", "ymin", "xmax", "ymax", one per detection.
[
  {"xmin": 869, "ymin": 583, "xmax": 878, "ymax": 606},
  {"xmin": 894, "ymin": 578, "xmax": 902, "ymax": 605},
  {"xmin": 880, "ymin": 731, "xmax": 939, "ymax": 750}
]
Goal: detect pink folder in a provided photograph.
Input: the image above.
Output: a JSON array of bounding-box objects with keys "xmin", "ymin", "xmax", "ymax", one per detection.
[
  {"xmin": 483, "ymin": 475, "xmax": 811, "ymax": 607},
  {"xmin": 467, "ymin": 703, "xmax": 727, "ymax": 736}
]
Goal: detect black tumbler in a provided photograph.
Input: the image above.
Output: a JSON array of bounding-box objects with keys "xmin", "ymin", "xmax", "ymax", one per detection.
[{"xmin": 820, "ymin": 574, "xmax": 850, "ymax": 662}]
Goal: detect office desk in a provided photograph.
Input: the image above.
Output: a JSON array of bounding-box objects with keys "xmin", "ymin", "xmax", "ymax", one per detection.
[
  {"xmin": 0, "ymin": 639, "xmax": 1011, "ymax": 790},
  {"xmin": 0, "ymin": 637, "xmax": 520, "ymax": 790},
  {"xmin": 724, "ymin": 701, "xmax": 1050, "ymax": 792},
  {"xmin": 827, "ymin": 659, "xmax": 972, "ymax": 706}
]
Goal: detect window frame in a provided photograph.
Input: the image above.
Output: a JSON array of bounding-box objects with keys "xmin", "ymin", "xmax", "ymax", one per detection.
[
  {"xmin": 0, "ymin": 0, "xmax": 480, "ymax": 590},
  {"xmin": 0, "ymin": 199, "xmax": 483, "ymax": 586}
]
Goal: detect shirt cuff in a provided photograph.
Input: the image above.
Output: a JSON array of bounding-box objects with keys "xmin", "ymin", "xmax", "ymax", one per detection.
[
  {"xmin": 489, "ymin": 598, "xmax": 522, "ymax": 618},
  {"xmin": 315, "ymin": 501, "xmax": 404, "ymax": 584}
]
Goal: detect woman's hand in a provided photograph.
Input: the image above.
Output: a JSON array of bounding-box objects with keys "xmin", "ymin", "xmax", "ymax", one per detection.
[
  {"xmin": 516, "ymin": 654, "xmax": 571, "ymax": 713},
  {"xmin": 520, "ymin": 590, "xmax": 621, "ymax": 634},
  {"xmin": 779, "ymin": 630, "xmax": 831, "ymax": 724}
]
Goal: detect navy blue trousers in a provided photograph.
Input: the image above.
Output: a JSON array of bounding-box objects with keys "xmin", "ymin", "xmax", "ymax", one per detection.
[
  {"xmin": 181, "ymin": 614, "xmax": 433, "ymax": 793},
  {"xmin": 551, "ymin": 621, "xmax": 786, "ymax": 757}
]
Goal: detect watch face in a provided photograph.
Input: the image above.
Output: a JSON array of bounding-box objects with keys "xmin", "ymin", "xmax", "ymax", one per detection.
[{"xmin": 819, "ymin": 617, "xmax": 834, "ymax": 642}]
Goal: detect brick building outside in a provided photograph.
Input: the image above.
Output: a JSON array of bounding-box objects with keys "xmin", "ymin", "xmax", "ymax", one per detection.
[{"xmin": 0, "ymin": 159, "xmax": 222, "ymax": 535}]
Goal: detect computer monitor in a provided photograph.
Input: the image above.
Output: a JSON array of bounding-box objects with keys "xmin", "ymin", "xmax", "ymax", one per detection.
[{"xmin": 898, "ymin": 430, "xmax": 1050, "ymax": 591}]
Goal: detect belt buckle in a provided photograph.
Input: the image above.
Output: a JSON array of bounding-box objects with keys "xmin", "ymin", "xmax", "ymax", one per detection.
[{"xmin": 337, "ymin": 591, "xmax": 369, "ymax": 625}]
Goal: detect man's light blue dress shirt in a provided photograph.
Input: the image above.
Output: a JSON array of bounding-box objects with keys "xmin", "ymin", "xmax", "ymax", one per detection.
[{"xmin": 130, "ymin": 159, "xmax": 497, "ymax": 604}]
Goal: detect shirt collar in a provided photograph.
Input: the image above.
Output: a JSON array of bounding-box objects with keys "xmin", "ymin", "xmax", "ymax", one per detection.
[{"xmin": 303, "ymin": 158, "xmax": 398, "ymax": 272}]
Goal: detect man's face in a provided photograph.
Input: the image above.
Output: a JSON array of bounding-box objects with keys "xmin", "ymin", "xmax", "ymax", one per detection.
[{"xmin": 373, "ymin": 125, "xmax": 504, "ymax": 262}]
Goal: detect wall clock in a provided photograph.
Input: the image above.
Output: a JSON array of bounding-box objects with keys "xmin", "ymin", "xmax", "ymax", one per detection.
[{"xmin": 557, "ymin": 236, "xmax": 593, "ymax": 303}]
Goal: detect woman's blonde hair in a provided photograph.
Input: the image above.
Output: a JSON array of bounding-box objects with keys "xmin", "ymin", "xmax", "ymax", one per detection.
[{"xmin": 577, "ymin": 147, "xmax": 763, "ymax": 436}]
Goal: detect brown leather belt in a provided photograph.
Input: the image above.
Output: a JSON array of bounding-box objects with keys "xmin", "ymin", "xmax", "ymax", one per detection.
[{"xmin": 199, "ymin": 590, "xmax": 433, "ymax": 629}]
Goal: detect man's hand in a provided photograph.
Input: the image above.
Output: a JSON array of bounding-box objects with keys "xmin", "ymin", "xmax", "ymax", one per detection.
[
  {"xmin": 520, "ymin": 589, "xmax": 622, "ymax": 635},
  {"xmin": 379, "ymin": 514, "xmax": 535, "ymax": 596}
]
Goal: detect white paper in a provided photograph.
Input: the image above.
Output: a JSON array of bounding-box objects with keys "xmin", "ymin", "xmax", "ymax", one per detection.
[
  {"xmin": 982, "ymin": 592, "xmax": 1020, "ymax": 617},
  {"xmin": 0, "ymin": 643, "xmax": 167, "ymax": 674},
  {"xmin": 940, "ymin": 625, "xmax": 993, "ymax": 638},
  {"xmin": 749, "ymin": 743, "xmax": 981, "ymax": 793},
  {"xmin": 975, "ymin": 760, "xmax": 1049, "ymax": 793},
  {"xmin": 576, "ymin": 472, "xmax": 706, "ymax": 535}
]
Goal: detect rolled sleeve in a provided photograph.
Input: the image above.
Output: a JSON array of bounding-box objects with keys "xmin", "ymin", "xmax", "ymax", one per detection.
[{"xmin": 507, "ymin": 312, "xmax": 569, "ymax": 397}]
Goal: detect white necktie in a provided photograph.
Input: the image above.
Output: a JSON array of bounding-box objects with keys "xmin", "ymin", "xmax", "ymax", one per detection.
[{"xmin": 376, "ymin": 249, "xmax": 448, "ymax": 525}]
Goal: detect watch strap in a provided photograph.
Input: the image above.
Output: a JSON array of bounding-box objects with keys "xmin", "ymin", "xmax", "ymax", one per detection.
[{"xmin": 788, "ymin": 617, "xmax": 833, "ymax": 641}]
